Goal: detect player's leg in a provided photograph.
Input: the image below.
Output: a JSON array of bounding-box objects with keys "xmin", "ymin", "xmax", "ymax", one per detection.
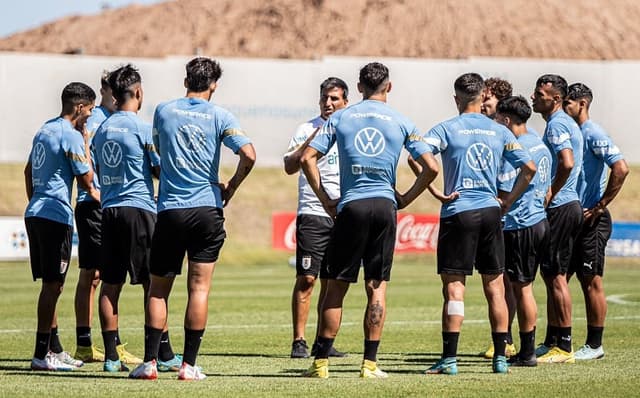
[{"xmin": 291, "ymin": 274, "xmax": 316, "ymax": 357}]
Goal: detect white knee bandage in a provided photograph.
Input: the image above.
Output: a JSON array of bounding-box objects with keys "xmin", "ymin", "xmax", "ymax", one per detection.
[{"xmin": 447, "ymin": 300, "xmax": 464, "ymax": 316}]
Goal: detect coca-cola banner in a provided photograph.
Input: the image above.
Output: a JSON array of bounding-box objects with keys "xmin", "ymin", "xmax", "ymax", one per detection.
[{"xmin": 272, "ymin": 212, "xmax": 440, "ymax": 253}]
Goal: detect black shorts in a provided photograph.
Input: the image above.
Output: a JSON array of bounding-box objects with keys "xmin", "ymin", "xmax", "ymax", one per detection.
[
  {"xmin": 75, "ymin": 200, "xmax": 102, "ymax": 270},
  {"xmin": 437, "ymin": 206, "xmax": 504, "ymax": 275},
  {"xmin": 326, "ymin": 198, "xmax": 396, "ymax": 283},
  {"xmin": 296, "ymin": 214, "xmax": 333, "ymax": 278},
  {"xmin": 540, "ymin": 201, "xmax": 583, "ymax": 277},
  {"xmin": 151, "ymin": 207, "xmax": 226, "ymax": 277},
  {"xmin": 100, "ymin": 206, "xmax": 156, "ymax": 285},
  {"xmin": 25, "ymin": 217, "xmax": 73, "ymax": 283},
  {"xmin": 570, "ymin": 209, "xmax": 612, "ymax": 277},
  {"xmin": 504, "ymin": 219, "xmax": 550, "ymax": 283}
]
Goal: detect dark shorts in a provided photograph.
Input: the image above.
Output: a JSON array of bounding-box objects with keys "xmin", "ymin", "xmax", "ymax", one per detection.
[
  {"xmin": 25, "ymin": 217, "xmax": 73, "ymax": 283},
  {"xmin": 151, "ymin": 207, "xmax": 226, "ymax": 278},
  {"xmin": 570, "ymin": 209, "xmax": 612, "ymax": 277},
  {"xmin": 541, "ymin": 200, "xmax": 584, "ymax": 277},
  {"xmin": 437, "ymin": 206, "xmax": 504, "ymax": 275},
  {"xmin": 326, "ymin": 198, "xmax": 396, "ymax": 283},
  {"xmin": 295, "ymin": 214, "xmax": 333, "ymax": 278},
  {"xmin": 75, "ymin": 200, "xmax": 102, "ymax": 270},
  {"xmin": 504, "ymin": 219, "xmax": 550, "ymax": 283},
  {"xmin": 100, "ymin": 206, "xmax": 156, "ymax": 285}
]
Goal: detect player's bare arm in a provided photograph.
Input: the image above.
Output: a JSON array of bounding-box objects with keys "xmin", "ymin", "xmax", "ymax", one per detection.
[
  {"xmin": 584, "ymin": 158, "xmax": 629, "ymax": 224},
  {"xmin": 407, "ymin": 156, "xmax": 458, "ymax": 204},
  {"xmin": 24, "ymin": 161, "xmax": 33, "ymax": 200},
  {"xmin": 76, "ymin": 172, "xmax": 100, "ymax": 203},
  {"xmin": 222, "ymin": 142, "xmax": 256, "ymax": 207},
  {"xmin": 283, "ymin": 127, "xmax": 320, "ymax": 175},
  {"xmin": 396, "ymin": 153, "xmax": 438, "ymax": 209},
  {"xmin": 300, "ymin": 146, "xmax": 336, "ymax": 218},
  {"xmin": 500, "ymin": 160, "xmax": 536, "ymax": 214}
]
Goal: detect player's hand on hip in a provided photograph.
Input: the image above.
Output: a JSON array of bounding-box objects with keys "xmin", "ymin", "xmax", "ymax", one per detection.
[{"xmin": 323, "ymin": 198, "xmax": 339, "ymax": 219}]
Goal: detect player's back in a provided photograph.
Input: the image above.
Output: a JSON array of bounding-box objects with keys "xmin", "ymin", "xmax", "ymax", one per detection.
[{"xmin": 77, "ymin": 106, "xmax": 110, "ymax": 202}]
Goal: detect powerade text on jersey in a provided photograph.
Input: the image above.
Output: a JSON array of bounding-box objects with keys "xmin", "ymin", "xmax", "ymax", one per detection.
[{"xmin": 77, "ymin": 106, "xmax": 111, "ymax": 202}]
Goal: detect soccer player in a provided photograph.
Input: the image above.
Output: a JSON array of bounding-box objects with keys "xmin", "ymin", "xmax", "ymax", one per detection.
[
  {"xmin": 25, "ymin": 82, "xmax": 99, "ymax": 371},
  {"xmin": 424, "ymin": 73, "xmax": 535, "ymax": 375},
  {"xmin": 531, "ymin": 74, "xmax": 584, "ymax": 363},
  {"xmin": 300, "ymin": 62, "xmax": 439, "ymax": 378},
  {"xmin": 495, "ymin": 96, "xmax": 552, "ymax": 366},
  {"xmin": 284, "ymin": 77, "xmax": 348, "ymax": 359},
  {"xmin": 73, "ymin": 71, "xmax": 115, "ymax": 363},
  {"xmin": 129, "ymin": 57, "xmax": 256, "ymax": 381},
  {"xmin": 563, "ymin": 83, "xmax": 629, "ymax": 360}
]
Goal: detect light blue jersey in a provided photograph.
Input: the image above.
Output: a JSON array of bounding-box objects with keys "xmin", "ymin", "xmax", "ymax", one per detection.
[
  {"xmin": 542, "ymin": 109, "xmax": 583, "ymax": 208},
  {"xmin": 94, "ymin": 111, "xmax": 159, "ymax": 213},
  {"xmin": 425, "ymin": 113, "xmax": 531, "ymax": 218},
  {"xmin": 498, "ymin": 129, "xmax": 552, "ymax": 230},
  {"xmin": 309, "ymin": 99, "xmax": 429, "ymax": 212},
  {"xmin": 153, "ymin": 97, "xmax": 251, "ymax": 211},
  {"xmin": 25, "ymin": 117, "xmax": 90, "ymax": 225},
  {"xmin": 577, "ymin": 120, "xmax": 623, "ymax": 209},
  {"xmin": 77, "ymin": 106, "xmax": 111, "ymax": 202}
]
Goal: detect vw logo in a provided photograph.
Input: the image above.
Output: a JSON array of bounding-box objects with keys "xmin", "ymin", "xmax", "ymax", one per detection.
[
  {"xmin": 354, "ymin": 127, "xmax": 385, "ymax": 157},
  {"xmin": 538, "ymin": 155, "xmax": 550, "ymax": 183},
  {"xmin": 176, "ymin": 124, "xmax": 206, "ymax": 152},
  {"xmin": 101, "ymin": 140, "xmax": 123, "ymax": 168},
  {"xmin": 465, "ymin": 143, "xmax": 493, "ymax": 171},
  {"xmin": 32, "ymin": 142, "xmax": 46, "ymax": 170}
]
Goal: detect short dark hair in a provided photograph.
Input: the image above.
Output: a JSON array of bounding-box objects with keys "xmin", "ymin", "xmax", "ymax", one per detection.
[
  {"xmin": 536, "ymin": 74, "xmax": 567, "ymax": 98},
  {"xmin": 185, "ymin": 57, "xmax": 222, "ymax": 92},
  {"xmin": 359, "ymin": 62, "xmax": 389, "ymax": 93},
  {"xmin": 108, "ymin": 64, "xmax": 141, "ymax": 105},
  {"xmin": 320, "ymin": 77, "xmax": 349, "ymax": 100},
  {"xmin": 61, "ymin": 82, "xmax": 96, "ymax": 110},
  {"xmin": 496, "ymin": 95, "xmax": 532, "ymax": 124},
  {"xmin": 454, "ymin": 73, "xmax": 485, "ymax": 101},
  {"xmin": 485, "ymin": 77, "xmax": 512, "ymax": 100},
  {"xmin": 566, "ymin": 83, "xmax": 593, "ymax": 105},
  {"xmin": 100, "ymin": 70, "xmax": 111, "ymax": 90}
]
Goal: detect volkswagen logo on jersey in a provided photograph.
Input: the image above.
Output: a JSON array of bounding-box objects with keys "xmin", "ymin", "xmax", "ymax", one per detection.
[
  {"xmin": 465, "ymin": 143, "xmax": 493, "ymax": 171},
  {"xmin": 538, "ymin": 155, "xmax": 550, "ymax": 183},
  {"xmin": 102, "ymin": 140, "xmax": 123, "ymax": 168},
  {"xmin": 177, "ymin": 124, "xmax": 206, "ymax": 152},
  {"xmin": 32, "ymin": 142, "xmax": 46, "ymax": 170},
  {"xmin": 355, "ymin": 127, "xmax": 385, "ymax": 157}
]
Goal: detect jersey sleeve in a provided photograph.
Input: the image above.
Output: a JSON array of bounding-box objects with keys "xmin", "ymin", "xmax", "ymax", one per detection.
[
  {"xmin": 284, "ymin": 123, "xmax": 311, "ymax": 158},
  {"xmin": 502, "ymin": 128, "xmax": 530, "ymax": 168},
  {"xmin": 142, "ymin": 123, "xmax": 161, "ymax": 167},
  {"xmin": 308, "ymin": 117, "xmax": 335, "ymax": 155},
  {"xmin": 588, "ymin": 127, "xmax": 624, "ymax": 166},
  {"xmin": 424, "ymin": 123, "xmax": 448, "ymax": 155},
  {"xmin": 403, "ymin": 122, "xmax": 430, "ymax": 159},
  {"xmin": 545, "ymin": 119, "xmax": 573, "ymax": 154},
  {"xmin": 497, "ymin": 158, "xmax": 517, "ymax": 193},
  {"xmin": 219, "ymin": 109, "xmax": 251, "ymax": 153},
  {"xmin": 64, "ymin": 131, "xmax": 91, "ymax": 176}
]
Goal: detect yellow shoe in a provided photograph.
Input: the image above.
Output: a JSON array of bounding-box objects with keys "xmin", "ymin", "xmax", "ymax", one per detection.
[
  {"xmin": 536, "ymin": 346, "xmax": 575, "ymax": 364},
  {"xmin": 483, "ymin": 343, "xmax": 494, "ymax": 359},
  {"xmin": 302, "ymin": 358, "xmax": 329, "ymax": 378},
  {"xmin": 483, "ymin": 343, "xmax": 517, "ymax": 359},
  {"xmin": 116, "ymin": 343, "xmax": 143, "ymax": 365},
  {"xmin": 74, "ymin": 345, "xmax": 105, "ymax": 362},
  {"xmin": 360, "ymin": 359, "xmax": 388, "ymax": 378}
]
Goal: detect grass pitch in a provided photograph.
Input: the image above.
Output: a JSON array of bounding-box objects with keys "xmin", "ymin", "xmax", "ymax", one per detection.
[{"xmin": 1, "ymin": 256, "xmax": 639, "ymax": 397}]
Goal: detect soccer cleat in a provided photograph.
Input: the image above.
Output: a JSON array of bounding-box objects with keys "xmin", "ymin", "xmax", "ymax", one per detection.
[
  {"xmin": 536, "ymin": 346, "xmax": 575, "ymax": 364},
  {"xmin": 508, "ymin": 353, "xmax": 537, "ymax": 367},
  {"xmin": 74, "ymin": 345, "xmax": 105, "ymax": 362},
  {"xmin": 360, "ymin": 359, "xmax": 388, "ymax": 378},
  {"xmin": 104, "ymin": 358, "xmax": 129, "ymax": 372},
  {"xmin": 492, "ymin": 355, "xmax": 510, "ymax": 373},
  {"xmin": 425, "ymin": 357, "xmax": 458, "ymax": 375},
  {"xmin": 158, "ymin": 354, "xmax": 183, "ymax": 372},
  {"xmin": 178, "ymin": 362, "xmax": 207, "ymax": 381},
  {"xmin": 128, "ymin": 360, "xmax": 158, "ymax": 380},
  {"xmin": 301, "ymin": 358, "xmax": 329, "ymax": 378},
  {"xmin": 311, "ymin": 343, "xmax": 347, "ymax": 357},
  {"xmin": 483, "ymin": 343, "xmax": 517, "ymax": 359},
  {"xmin": 52, "ymin": 351, "xmax": 83, "ymax": 367},
  {"xmin": 534, "ymin": 343, "xmax": 553, "ymax": 357},
  {"xmin": 31, "ymin": 353, "xmax": 74, "ymax": 371},
  {"xmin": 116, "ymin": 343, "xmax": 143, "ymax": 365},
  {"xmin": 574, "ymin": 344, "xmax": 605, "ymax": 360},
  {"xmin": 291, "ymin": 339, "xmax": 310, "ymax": 359}
]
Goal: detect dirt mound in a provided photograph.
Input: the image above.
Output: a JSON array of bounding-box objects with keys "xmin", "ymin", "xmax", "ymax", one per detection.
[{"xmin": 1, "ymin": 0, "xmax": 639, "ymax": 59}]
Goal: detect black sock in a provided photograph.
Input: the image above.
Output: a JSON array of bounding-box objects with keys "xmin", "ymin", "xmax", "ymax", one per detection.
[
  {"xmin": 102, "ymin": 330, "xmax": 119, "ymax": 361},
  {"xmin": 144, "ymin": 325, "xmax": 163, "ymax": 362},
  {"xmin": 34, "ymin": 332, "xmax": 50, "ymax": 359},
  {"xmin": 558, "ymin": 327, "xmax": 572, "ymax": 352},
  {"xmin": 49, "ymin": 327, "xmax": 63, "ymax": 354},
  {"xmin": 363, "ymin": 340, "xmax": 380, "ymax": 362},
  {"xmin": 76, "ymin": 326, "xmax": 92, "ymax": 347},
  {"xmin": 519, "ymin": 328, "xmax": 536, "ymax": 358},
  {"xmin": 506, "ymin": 326, "xmax": 513, "ymax": 345},
  {"xmin": 586, "ymin": 326, "xmax": 604, "ymax": 348},
  {"xmin": 492, "ymin": 332, "xmax": 508, "ymax": 357},
  {"xmin": 183, "ymin": 328, "xmax": 205, "ymax": 366},
  {"xmin": 543, "ymin": 325, "xmax": 559, "ymax": 347},
  {"xmin": 442, "ymin": 332, "xmax": 459, "ymax": 359},
  {"xmin": 158, "ymin": 330, "xmax": 175, "ymax": 362},
  {"xmin": 314, "ymin": 336, "xmax": 334, "ymax": 360},
  {"xmin": 115, "ymin": 333, "xmax": 122, "ymax": 346}
]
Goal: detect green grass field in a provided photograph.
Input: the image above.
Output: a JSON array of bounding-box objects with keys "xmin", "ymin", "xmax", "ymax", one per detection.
[{"xmin": 1, "ymin": 256, "xmax": 639, "ymax": 397}]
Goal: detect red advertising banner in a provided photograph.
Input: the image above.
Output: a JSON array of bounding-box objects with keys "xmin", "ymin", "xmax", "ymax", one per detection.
[{"xmin": 272, "ymin": 212, "xmax": 440, "ymax": 253}]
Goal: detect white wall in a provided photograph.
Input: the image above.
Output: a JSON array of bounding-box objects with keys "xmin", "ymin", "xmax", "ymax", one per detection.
[{"xmin": 1, "ymin": 52, "xmax": 637, "ymax": 166}]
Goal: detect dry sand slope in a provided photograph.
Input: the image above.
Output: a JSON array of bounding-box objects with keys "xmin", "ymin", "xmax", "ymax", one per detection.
[{"xmin": 1, "ymin": 0, "xmax": 640, "ymax": 60}]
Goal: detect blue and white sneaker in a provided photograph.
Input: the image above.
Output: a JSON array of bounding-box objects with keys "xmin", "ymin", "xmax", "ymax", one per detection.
[
  {"xmin": 158, "ymin": 354, "xmax": 183, "ymax": 372},
  {"xmin": 104, "ymin": 358, "xmax": 129, "ymax": 372},
  {"xmin": 31, "ymin": 353, "xmax": 74, "ymax": 371},
  {"xmin": 574, "ymin": 344, "xmax": 604, "ymax": 360},
  {"xmin": 425, "ymin": 357, "xmax": 458, "ymax": 375}
]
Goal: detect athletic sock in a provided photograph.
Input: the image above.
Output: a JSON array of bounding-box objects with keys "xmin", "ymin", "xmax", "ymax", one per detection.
[
  {"xmin": 183, "ymin": 328, "xmax": 205, "ymax": 366},
  {"xmin": 115, "ymin": 333, "xmax": 122, "ymax": 346},
  {"xmin": 519, "ymin": 328, "xmax": 536, "ymax": 358},
  {"xmin": 543, "ymin": 325, "xmax": 559, "ymax": 347},
  {"xmin": 442, "ymin": 331, "xmax": 459, "ymax": 359},
  {"xmin": 558, "ymin": 327, "xmax": 572, "ymax": 352},
  {"xmin": 363, "ymin": 340, "xmax": 380, "ymax": 362},
  {"xmin": 102, "ymin": 330, "xmax": 119, "ymax": 361},
  {"xmin": 34, "ymin": 332, "xmax": 50, "ymax": 359},
  {"xmin": 492, "ymin": 332, "xmax": 508, "ymax": 357},
  {"xmin": 506, "ymin": 326, "xmax": 513, "ymax": 345},
  {"xmin": 143, "ymin": 325, "xmax": 163, "ymax": 363},
  {"xmin": 49, "ymin": 327, "xmax": 63, "ymax": 354},
  {"xmin": 586, "ymin": 326, "xmax": 604, "ymax": 348},
  {"xmin": 76, "ymin": 326, "xmax": 92, "ymax": 347},
  {"xmin": 314, "ymin": 336, "xmax": 334, "ymax": 360},
  {"xmin": 158, "ymin": 330, "xmax": 175, "ymax": 361}
]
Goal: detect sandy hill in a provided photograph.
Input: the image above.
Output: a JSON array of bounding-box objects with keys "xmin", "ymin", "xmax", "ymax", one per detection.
[{"xmin": 1, "ymin": 0, "xmax": 639, "ymax": 60}]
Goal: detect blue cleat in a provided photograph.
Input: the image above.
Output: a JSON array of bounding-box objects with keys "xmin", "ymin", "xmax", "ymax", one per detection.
[
  {"xmin": 104, "ymin": 358, "xmax": 129, "ymax": 372},
  {"xmin": 492, "ymin": 355, "xmax": 510, "ymax": 373},
  {"xmin": 425, "ymin": 357, "xmax": 458, "ymax": 375},
  {"xmin": 158, "ymin": 354, "xmax": 183, "ymax": 372}
]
